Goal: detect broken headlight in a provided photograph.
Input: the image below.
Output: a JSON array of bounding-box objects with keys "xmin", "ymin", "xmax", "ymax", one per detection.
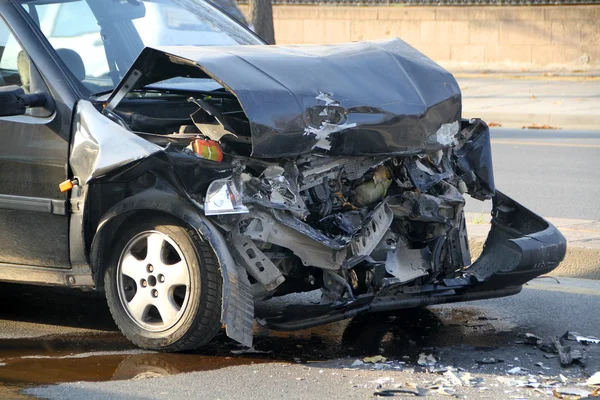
[{"xmin": 204, "ymin": 179, "xmax": 248, "ymax": 216}]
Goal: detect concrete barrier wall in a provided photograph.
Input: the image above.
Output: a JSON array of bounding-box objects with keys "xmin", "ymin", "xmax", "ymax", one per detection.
[{"xmin": 239, "ymin": 5, "xmax": 600, "ymax": 71}]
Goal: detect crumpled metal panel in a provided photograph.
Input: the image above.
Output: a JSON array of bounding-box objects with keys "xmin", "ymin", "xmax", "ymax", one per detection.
[
  {"xmin": 109, "ymin": 39, "xmax": 461, "ymax": 158},
  {"xmin": 70, "ymin": 101, "xmax": 161, "ymax": 183}
]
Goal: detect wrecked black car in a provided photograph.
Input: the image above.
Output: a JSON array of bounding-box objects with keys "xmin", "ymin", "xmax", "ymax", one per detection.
[{"xmin": 0, "ymin": 0, "xmax": 566, "ymax": 351}]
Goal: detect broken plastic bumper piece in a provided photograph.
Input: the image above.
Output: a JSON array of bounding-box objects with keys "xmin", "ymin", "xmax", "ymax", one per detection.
[{"xmin": 463, "ymin": 190, "xmax": 567, "ymax": 290}]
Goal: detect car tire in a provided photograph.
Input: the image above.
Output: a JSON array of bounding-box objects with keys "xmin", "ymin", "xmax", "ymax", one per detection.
[{"xmin": 104, "ymin": 216, "xmax": 222, "ymax": 351}]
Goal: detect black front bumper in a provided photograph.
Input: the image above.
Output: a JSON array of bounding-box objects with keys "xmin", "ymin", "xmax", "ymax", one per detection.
[
  {"xmin": 464, "ymin": 190, "xmax": 567, "ymax": 290},
  {"xmin": 262, "ymin": 191, "xmax": 567, "ymax": 331}
]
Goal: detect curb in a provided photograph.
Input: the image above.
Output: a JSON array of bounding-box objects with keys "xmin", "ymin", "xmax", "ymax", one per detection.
[{"xmin": 462, "ymin": 111, "xmax": 600, "ymax": 131}]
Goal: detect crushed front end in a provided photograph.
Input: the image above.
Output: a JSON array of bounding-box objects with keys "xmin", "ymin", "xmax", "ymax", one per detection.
[
  {"xmin": 88, "ymin": 39, "xmax": 566, "ymax": 343},
  {"xmin": 202, "ymin": 119, "xmax": 566, "ymax": 330}
]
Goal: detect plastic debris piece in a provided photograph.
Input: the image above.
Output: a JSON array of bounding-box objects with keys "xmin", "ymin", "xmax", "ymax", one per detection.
[
  {"xmin": 364, "ymin": 355, "xmax": 387, "ymax": 364},
  {"xmin": 517, "ymin": 333, "xmax": 543, "ymax": 345},
  {"xmin": 443, "ymin": 371, "xmax": 463, "ymax": 386},
  {"xmin": 587, "ymin": 372, "xmax": 600, "ymax": 387},
  {"xmin": 507, "ymin": 367, "xmax": 522, "ymax": 375},
  {"xmin": 417, "ymin": 353, "xmax": 436, "ymax": 366},
  {"xmin": 434, "ymin": 386, "xmax": 458, "ymax": 397},
  {"xmin": 351, "ymin": 359, "xmax": 364, "ymax": 367}
]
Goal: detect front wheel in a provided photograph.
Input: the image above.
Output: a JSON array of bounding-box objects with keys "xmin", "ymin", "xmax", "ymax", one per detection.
[{"xmin": 104, "ymin": 217, "xmax": 222, "ymax": 351}]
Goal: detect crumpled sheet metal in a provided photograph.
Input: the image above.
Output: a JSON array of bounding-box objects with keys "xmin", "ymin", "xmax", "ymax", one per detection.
[
  {"xmin": 110, "ymin": 39, "xmax": 462, "ymax": 158},
  {"xmin": 70, "ymin": 101, "xmax": 161, "ymax": 183}
]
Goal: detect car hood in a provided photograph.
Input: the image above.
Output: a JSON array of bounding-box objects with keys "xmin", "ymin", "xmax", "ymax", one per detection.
[{"xmin": 107, "ymin": 39, "xmax": 461, "ymax": 158}]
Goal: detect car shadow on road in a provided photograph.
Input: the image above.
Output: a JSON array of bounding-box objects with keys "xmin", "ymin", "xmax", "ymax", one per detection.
[{"xmin": 0, "ymin": 282, "xmax": 117, "ymax": 332}]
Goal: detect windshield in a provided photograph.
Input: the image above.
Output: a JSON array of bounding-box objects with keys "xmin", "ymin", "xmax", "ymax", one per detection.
[{"xmin": 19, "ymin": 0, "xmax": 262, "ymax": 94}]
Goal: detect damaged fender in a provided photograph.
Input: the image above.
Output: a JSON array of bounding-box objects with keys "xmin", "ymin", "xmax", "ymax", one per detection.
[
  {"xmin": 70, "ymin": 101, "xmax": 161, "ymax": 184},
  {"xmin": 71, "ymin": 100, "xmax": 253, "ymax": 347}
]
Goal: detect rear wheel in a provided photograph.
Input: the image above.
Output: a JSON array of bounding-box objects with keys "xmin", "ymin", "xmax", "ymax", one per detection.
[{"xmin": 104, "ymin": 217, "xmax": 222, "ymax": 351}]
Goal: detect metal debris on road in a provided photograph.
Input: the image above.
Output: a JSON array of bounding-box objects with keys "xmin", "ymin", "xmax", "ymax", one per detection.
[
  {"xmin": 566, "ymin": 332, "xmax": 600, "ymax": 345},
  {"xmin": 552, "ymin": 335, "xmax": 583, "ymax": 366}
]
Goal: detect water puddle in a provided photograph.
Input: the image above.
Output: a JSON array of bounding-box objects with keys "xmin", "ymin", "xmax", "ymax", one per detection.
[
  {"xmin": 0, "ymin": 308, "xmax": 513, "ymax": 383},
  {"xmin": 0, "ymin": 284, "xmax": 517, "ymax": 398}
]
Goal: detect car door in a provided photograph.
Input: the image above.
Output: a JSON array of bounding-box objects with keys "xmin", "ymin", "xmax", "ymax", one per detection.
[{"xmin": 0, "ymin": 11, "xmax": 70, "ymax": 268}]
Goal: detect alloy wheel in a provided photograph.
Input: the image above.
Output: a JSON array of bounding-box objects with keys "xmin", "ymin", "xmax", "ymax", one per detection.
[{"xmin": 116, "ymin": 231, "xmax": 191, "ymax": 332}]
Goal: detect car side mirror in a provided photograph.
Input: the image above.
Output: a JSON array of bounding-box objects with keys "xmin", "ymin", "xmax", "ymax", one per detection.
[{"xmin": 0, "ymin": 85, "xmax": 47, "ymax": 117}]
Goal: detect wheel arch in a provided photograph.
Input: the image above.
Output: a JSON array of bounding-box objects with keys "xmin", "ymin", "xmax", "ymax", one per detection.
[{"xmin": 90, "ymin": 188, "xmax": 254, "ymax": 347}]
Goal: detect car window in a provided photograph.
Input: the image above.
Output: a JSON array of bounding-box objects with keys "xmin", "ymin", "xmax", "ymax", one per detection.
[
  {"xmin": 32, "ymin": 1, "xmax": 111, "ymax": 93},
  {"xmin": 20, "ymin": 0, "xmax": 262, "ymax": 95},
  {"xmin": 51, "ymin": 1, "xmax": 100, "ymax": 37},
  {"xmin": 0, "ymin": 18, "xmax": 25, "ymax": 87}
]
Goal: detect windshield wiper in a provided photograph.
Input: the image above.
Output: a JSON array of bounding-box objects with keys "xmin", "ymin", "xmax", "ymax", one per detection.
[{"xmin": 90, "ymin": 89, "xmax": 115, "ymax": 98}]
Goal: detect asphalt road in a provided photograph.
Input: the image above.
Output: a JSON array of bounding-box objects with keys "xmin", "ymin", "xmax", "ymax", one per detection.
[
  {"xmin": 0, "ymin": 278, "xmax": 595, "ymax": 399},
  {"xmin": 465, "ymin": 128, "xmax": 600, "ymax": 221}
]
